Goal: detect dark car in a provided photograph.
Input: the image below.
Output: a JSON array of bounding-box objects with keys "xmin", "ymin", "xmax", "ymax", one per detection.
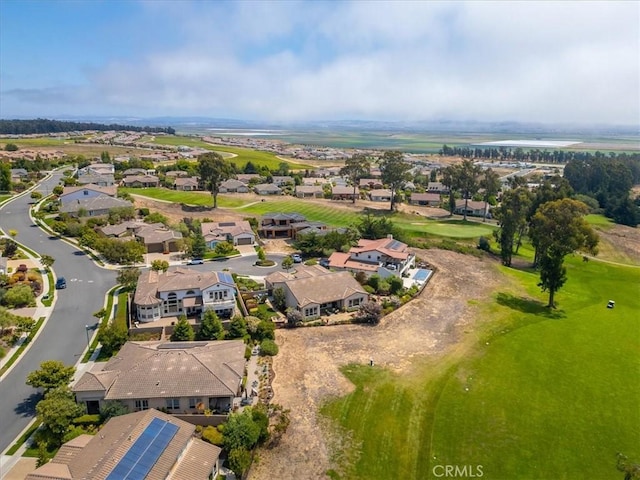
[
  {"xmin": 319, "ymin": 258, "xmax": 330, "ymax": 268},
  {"xmin": 55, "ymin": 277, "xmax": 67, "ymax": 289},
  {"xmin": 187, "ymin": 258, "xmax": 204, "ymax": 265}
]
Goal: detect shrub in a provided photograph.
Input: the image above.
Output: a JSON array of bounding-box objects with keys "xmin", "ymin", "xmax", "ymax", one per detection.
[
  {"xmin": 356, "ymin": 301, "xmax": 383, "ymax": 324},
  {"xmin": 478, "ymin": 236, "xmax": 491, "ymax": 252},
  {"xmin": 202, "ymin": 425, "xmax": 224, "ymax": 446},
  {"xmin": 2, "ymin": 284, "xmax": 35, "ymax": 308},
  {"xmin": 260, "ymin": 339, "xmax": 279, "ymax": 356},
  {"xmin": 363, "ymin": 285, "xmax": 375, "ymax": 294},
  {"xmin": 71, "ymin": 414, "xmax": 101, "ymax": 426}
]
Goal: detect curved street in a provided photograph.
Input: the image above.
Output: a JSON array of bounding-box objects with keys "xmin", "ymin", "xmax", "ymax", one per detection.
[
  {"xmin": 0, "ymin": 174, "xmax": 287, "ymax": 453},
  {"xmin": 0, "ymin": 173, "xmax": 117, "ymax": 453}
]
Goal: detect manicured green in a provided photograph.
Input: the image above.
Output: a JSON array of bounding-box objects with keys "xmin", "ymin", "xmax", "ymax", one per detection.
[
  {"xmin": 119, "ymin": 187, "xmax": 247, "ymax": 208},
  {"xmin": 5, "ymin": 421, "xmax": 41, "ymax": 455},
  {"xmin": 114, "ymin": 292, "xmax": 129, "ymax": 329},
  {"xmin": 322, "ymin": 255, "xmax": 640, "ymax": 479},
  {"xmin": 239, "ymin": 199, "xmax": 363, "ymax": 228},
  {"xmin": 395, "ymin": 219, "xmax": 497, "ymax": 239},
  {"xmin": 585, "ymin": 213, "xmax": 616, "ymax": 228}
]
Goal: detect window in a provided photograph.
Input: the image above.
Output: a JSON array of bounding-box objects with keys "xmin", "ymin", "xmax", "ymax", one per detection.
[
  {"xmin": 83, "ymin": 190, "xmax": 89, "ymax": 196},
  {"xmin": 189, "ymin": 397, "xmax": 203, "ymax": 409},
  {"xmin": 348, "ymin": 298, "xmax": 362, "ymax": 308},
  {"xmin": 134, "ymin": 399, "xmax": 149, "ymax": 411},
  {"xmin": 166, "ymin": 398, "xmax": 180, "ymax": 410}
]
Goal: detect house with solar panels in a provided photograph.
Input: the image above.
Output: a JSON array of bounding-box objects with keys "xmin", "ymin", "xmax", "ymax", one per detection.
[
  {"xmin": 328, "ymin": 235, "xmax": 416, "ymax": 278},
  {"xmin": 133, "ymin": 267, "xmax": 238, "ymax": 322},
  {"xmin": 72, "ymin": 340, "xmax": 245, "ymax": 417},
  {"xmin": 25, "ymin": 409, "xmax": 221, "ymax": 480}
]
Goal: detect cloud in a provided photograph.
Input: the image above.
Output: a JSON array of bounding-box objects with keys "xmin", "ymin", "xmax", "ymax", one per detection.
[{"xmin": 2, "ymin": 0, "xmax": 638, "ymax": 124}]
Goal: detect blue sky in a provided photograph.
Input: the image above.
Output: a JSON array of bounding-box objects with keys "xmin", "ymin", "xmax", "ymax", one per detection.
[{"xmin": 1, "ymin": 0, "xmax": 638, "ymax": 125}]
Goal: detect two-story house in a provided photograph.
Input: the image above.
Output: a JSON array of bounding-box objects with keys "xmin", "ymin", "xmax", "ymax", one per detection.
[
  {"xmin": 134, "ymin": 267, "xmax": 237, "ymax": 321},
  {"xmin": 258, "ymin": 212, "xmax": 327, "ymax": 239},
  {"xmin": 328, "ymin": 235, "xmax": 415, "ymax": 278}
]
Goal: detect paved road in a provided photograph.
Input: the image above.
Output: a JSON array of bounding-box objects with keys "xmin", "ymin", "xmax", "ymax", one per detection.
[{"xmin": 0, "ymin": 173, "xmax": 117, "ymax": 452}]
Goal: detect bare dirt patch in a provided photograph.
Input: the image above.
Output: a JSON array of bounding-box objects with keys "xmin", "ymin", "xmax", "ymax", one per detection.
[
  {"xmin": 130, "ymin": 196, "xmax": 246, "ymax": 225},
  {"xmin": 249, "ymin": 249, "xmax": 504, "ymax": 479},
  {"xmin": 594, "ymin": 224, "xmax": 640, "ymax": 265}
]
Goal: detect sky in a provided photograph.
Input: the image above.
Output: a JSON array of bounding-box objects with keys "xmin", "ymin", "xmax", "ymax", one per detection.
[{"xmin": 0, "ymin": 0, "xmax": 638, "ymax": 126}]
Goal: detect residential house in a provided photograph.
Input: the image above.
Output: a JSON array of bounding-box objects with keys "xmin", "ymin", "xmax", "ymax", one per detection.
[
  {"xmin": 25, "ymin": 409, "xmax": 221, "ymax": 480},
  {"xmin": 236, "ymin": 173, "xmax": 263, "ymax": 183},
  {"xmin": 454, "ymin": 199, "xmax": 490, "ymax": 218},
  {"xmin": 410, "ymin": 192, "xmax": 441, "ymax": 207},
  {"xmin": 258, "ymin": 212, "xmax": 327, "ymax": 239},
  {"xmin": 271, "ymin": 175, "xmax": 294, "ymax": 187},
  {"xmin": 369, "ymin": 189, "xmax": 393, "ymax": 202},
  {"xmin": 133, "ymin": 268, "xmax": 237, "ymax": 320},
  {"xmin": 201, "ymin": 221, "xmax": 255, "ymax": 247},
  {"xmin": 254, "ymin": 183, "xmax": 282, "ymax": 195},
  {"xmin": 359, "ymin": 178, "xmax": 384, "ymax": 189},
  {"xmin": 77, "ymin": 173, "xmax": 116, "ymax": 187},
  {"xmin": 427, "ymin": 181, "xmax": 450, "ymax": 194},
  {"xmin": 295, "ymin": 185, "xmax": 324, "ymax": 198},
  {"xmin": 59, "ymin": 184, "xmax": 117, "ymax": 205},
  {"xmin": 331, "ymin": 185, "xmax": 359, "ymax": 200},
  {"xmin": 78, "ymin": 163, "xmax": 115, "ymax": 176},
  {"xmin": 122, "ymin": 167, "xmax": 148, "ymax": 176},
  {"xmin": 133, "ymin": 223, "xmax": 183, "ymax": 253},
  {"xmin": 73, "ymin": 340, "xmax": 244, "ymax": 415},
  {"xmin": 122, "ymin": 174, "xmax": 160, "ymax": 188},
  {"xmin": 328, "ymin": 235, "xmax": 415, "ymax": 278},
  {"xmin": 219, "ymin": 179, "xmax": 249, "ymax": 193},
  {"xmin": 173, "ymin": 176, "xmax": 200, "ymax": 191},
  {"xmin": 59, "ymin": 195, "xmax": 134, "ymax": 217},
  {"xmin": 9, "ymin": 168, "xmax": 28, "ymax": 183},
  {"xmin": 265, "ymin": 266, "xmax": 368, "ymax": 320}
]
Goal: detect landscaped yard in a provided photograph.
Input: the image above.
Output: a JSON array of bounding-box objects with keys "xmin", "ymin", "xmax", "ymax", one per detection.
[{"xmin": 319, "ymin": 253, "xmax": 640, "ymax": 480}]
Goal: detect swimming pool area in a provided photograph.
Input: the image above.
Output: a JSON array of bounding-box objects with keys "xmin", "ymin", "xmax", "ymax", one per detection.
[{"xmin": 412, "ymin": 268, "xmax": 433, "ymax": 283}]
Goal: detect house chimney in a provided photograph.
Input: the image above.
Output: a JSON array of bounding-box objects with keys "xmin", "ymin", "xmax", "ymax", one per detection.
[{"xmin": 387, "ymin": 234, "xmax": 393, "ymax": 239}]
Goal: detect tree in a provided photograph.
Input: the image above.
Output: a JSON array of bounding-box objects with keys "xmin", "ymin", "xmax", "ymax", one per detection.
[
  {"xmin": 493, "ymin": 187, "xmax": 533, "ymax": 266},
  {"xmin": 356, "ymin": 301, "xmax": 383, "ymax": 324},
  {"xmin": 529, "ymin": 199, "xmax": 599, "ymax": 307},
  {"xmin": 2, "ymin": 238, "xmax": 17, "ymax": 258},
  {"xmin": 453, "ymin": 160, "xmax": 482, "ymax": 221},
  {"xmin": 171, "ymin": 315, "xmax": 195, "ymax": 341},
  {"xmin": 99, "ymin": 400, "xmax": 129, "ymax": 421},
  {"xmin": 116, "ymin": 267, "xmax": 140, "ymax": 291},
  {"xmin": 282, "ymin": 256, "xmax": 294, "ymax": 272},
  {"xmin": 379, "ymin": 151, "xmax": 412, "ymax": 211},
  {"xmin": 4, "ymin": 143, "xmax": 18, "ymax": 151},
  {"xmin": 616, "ymin": 452, "xmax": 640, "ymax": 480},
  {"xmin": 40, "ymin": 255, "xmax": 55, "ymax": 270},
  {"xmin": 272, "ymin": 287, "xmax": 287, "ymax": 311},
  {"xmin": 213, "ymin": 241, "xmax": 235, "ymax": 256},
  {"xmin": 0, "ymin": 162, "xmax": 11, "ymax": 192},
  {"xmin": 286, "ymin": 308, "xmax": 303, "ymax": 327},
  {"xmin": 357, "ymin": 210, "xmax": 395, "ymax": 239},
  {"xmin": 190, "ymin": 229, "xmax": 207, "ymax": 259},
  {"xmin": 52, "ymin": 185, "xmax": 63, "ymax": 196},
  {"xmin": 197, "ymin": 310, "xmax": 225, "ymax": 340},
  {"xmin": 227, "ymin": 316, "xmax": 248, "ymax": 339},
  {"xmin": 3, "ymin": 284, "xmax": 35, "ymax": 308},
  {"xmin": 26, "ymin": 360, "xmax": 76, "ymax": 393},
  {"xmin": 97, "ymin": 323, "xmax": 129, "ymax": 356},
  {"xmin": 223, "ymin": 408, "xmax": 261, "ymax": 450},
  {"xmin": 340, "ymin": 154, "xmax": 371, "ymax": 204},
  {"xmin": 228, "ymin": 447, "xmax": 252, "ymax": 477},
  {"xmin": 198, "ymin": 152, "xmax": 233, "ymax": 208},
  {"xmin": 35, "ymin": 387, "xmax": 85, "ymax": 445},
  {"xmin": 479, "ymin": 168, "xmax": 501, "ymax": 222},
  {"xmin": 30, "ymin": 191, "xmax": 43, "ymax": 201},
  {"xmin": 151, "ymin": 259, "xmax": 169, "ymax": 272}
]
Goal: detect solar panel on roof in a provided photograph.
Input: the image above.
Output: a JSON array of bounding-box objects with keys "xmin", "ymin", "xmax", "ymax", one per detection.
[
  {"xmin": 106, "ymin": 417, "xmax": 179, "ymax": 480},
  {"xmin": 219, "ymin": 222, "xmax": 235, "ymax": 227},
  {"xmin": 218, "ymin": 272, "xmax": 235, "ymax": 284},
  {"xmin": 389, "ymin": 240, "xmax": 402, "ymax": 250},
  {"xmin": 158, "ymin": 341, "xmax": 208, "ymax": 349}
]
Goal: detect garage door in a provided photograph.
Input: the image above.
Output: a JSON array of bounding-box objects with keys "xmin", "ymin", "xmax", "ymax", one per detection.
[{"xmin": 236, "ymin": 237, "xmax": 253, "ymax": 245}]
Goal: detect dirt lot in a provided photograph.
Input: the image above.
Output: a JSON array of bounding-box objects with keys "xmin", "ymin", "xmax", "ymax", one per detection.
[
  {"xmin": 595, "ymin": 223, "xmax": 640, "ymax": 265},
  {"xmin": 249, "ymin": 249, "xmax": 504, "ymax": 480}
]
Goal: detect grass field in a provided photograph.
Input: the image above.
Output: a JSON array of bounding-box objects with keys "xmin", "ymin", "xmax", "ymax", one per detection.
[
  {"xmin": 322, "ymin": 253, "xmax": 640, "ymax": 479},
  {"xmin": 151, "ymin": 135, "xmax": 313, "ymax": 170},
  {"xmin": 395, "ymin": 219, "xmax": 496, "ymax": 239}
]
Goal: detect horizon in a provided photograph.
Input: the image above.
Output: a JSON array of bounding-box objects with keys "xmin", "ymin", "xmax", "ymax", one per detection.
[{"xmin": 1, "ymin": 1, "xmax": 638, "ymax": 126}]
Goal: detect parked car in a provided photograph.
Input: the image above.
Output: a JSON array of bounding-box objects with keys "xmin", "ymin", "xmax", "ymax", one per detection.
[
  {"xmin": 187, "ymin": 258, "xmax": 204, "ymax": 265},
  {"xmin": 291, "ymin": 254, "xmax": 303, "ymax": 263},
  {"xmin": 319, "ymin": 258, "xmax": 330, "ymax": 268},
  {"xmin": 55, "ymin": 277, "xmax": 67, "ymax": 289}
]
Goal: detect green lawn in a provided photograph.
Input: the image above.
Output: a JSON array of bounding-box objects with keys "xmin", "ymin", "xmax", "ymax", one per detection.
[
  {"xmin": 322, "ymin": 255, "xmax": 640, "ymax": 479},
  {"xmin": 151, "ymin": 135, "xmax": 313, "ymax": 170},
  {"xmin": 585, "ymin": 213, "xmax": 616, "ymax": 229},
  {"xmin": 395, "ymin": 219, "xmax": 497, "ymax": 239},
  {"xmin": 119, "ymin": 187, "xmax": 247, "ymax": 208},
  {"xmin": 238, "ymin": 199, "xmax": 363, "ymax": 228}
]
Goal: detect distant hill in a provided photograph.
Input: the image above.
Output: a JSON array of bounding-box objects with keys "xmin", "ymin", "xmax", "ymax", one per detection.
[{"xmin": 0, "ymin": 118, "xmax": 175, "ymax": 135}]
